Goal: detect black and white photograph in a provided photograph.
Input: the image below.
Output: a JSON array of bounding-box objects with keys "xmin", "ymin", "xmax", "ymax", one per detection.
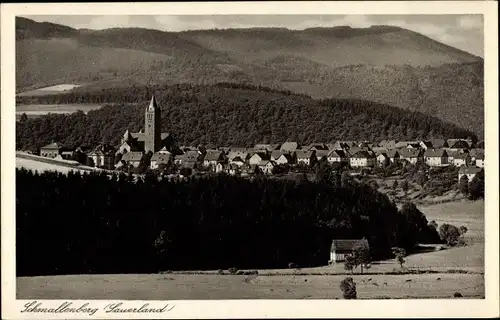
[{"xmin": 1, "ymin": 1, "xmax": 499, "ymax": 319}]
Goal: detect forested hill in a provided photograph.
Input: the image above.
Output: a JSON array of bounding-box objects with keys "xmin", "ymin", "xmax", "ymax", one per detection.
[
  {"xmin": 16, "ymin": 17, "xmax": 484, "ymax": 136},
  {"xmin": 16, "ymin": 84, "xmax": 477, "ymax": 151}
]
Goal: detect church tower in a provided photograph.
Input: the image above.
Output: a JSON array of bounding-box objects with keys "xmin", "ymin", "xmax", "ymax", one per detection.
[{"xmin": 144, "ymin": 95, "xmax": 162, "ymax": 153}]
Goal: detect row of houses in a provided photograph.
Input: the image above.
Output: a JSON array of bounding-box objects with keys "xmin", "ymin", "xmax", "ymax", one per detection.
[{"xmin": 38, "ymin": 138, "xmax": 485, "ymax": 174}]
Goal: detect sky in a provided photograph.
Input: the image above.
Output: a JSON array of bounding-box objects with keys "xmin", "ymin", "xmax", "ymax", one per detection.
[{"xmin": 26, "ymin": 14, "xmax": 484, "ymax": 57}]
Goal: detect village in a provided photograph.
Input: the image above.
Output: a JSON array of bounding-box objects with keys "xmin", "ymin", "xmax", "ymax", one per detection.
[{"xmin": 32, "ymin": 96, "xmax": 484, "ymax": 184}]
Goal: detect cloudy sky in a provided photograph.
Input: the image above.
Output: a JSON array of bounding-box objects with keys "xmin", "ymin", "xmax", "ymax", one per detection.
[{"xmin": 27, "ymin": 15, "xmax": 484, "ymax": 56}]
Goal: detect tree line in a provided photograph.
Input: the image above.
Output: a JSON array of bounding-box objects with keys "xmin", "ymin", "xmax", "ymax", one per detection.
[
  {"xmin": 16, "ymin": 83, "xmax": 477, "ymax": 152},
  {"xmin": 16, "ymin": 168, "xmax": 439, "ymax": 276}
]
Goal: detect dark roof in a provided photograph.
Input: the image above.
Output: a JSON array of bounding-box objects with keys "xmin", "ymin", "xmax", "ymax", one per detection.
[
  {"xmin": 351, "ymin": 150, "xmax": 375, "ymax": 159},
  {"xmin": 280, "ymin": 142, "xmax": 299, "ymax": 151},
  {"xmin": 271, "ymin": 150, "xmax": 284, "ymax": 160},
  {"xmin": 328, "ymin": 150, "xmax": 347, "ymax": 158},
  {"xmin": 386, "ymin": 150, "xmax": 399, "ymax": 158},
  {"xmin": 151, "ymin": 152, "xmax": 172, "ymax": 162},
  {"xmin": 251, "ymin": 152, "xmax": 270, "ymax": 161},
  {"xmin": 424, "ymin": 149, "xmax": 447, "ymax": 158},
  {"xmin": 430, "ymin": 139, "xmax": 446, "ymax": 148},
  {"xmin": 454, "ymin": 153, "xmax": 470, "ymax": 160},
  {"xmin": 204, "ymin": 150, "xmax": 224, "ymax": 162},
  {"xmin": 459, "ymin": 166, "xmax": 483, "ymax": 174},
  {"xmin": 41, "ymin": 142, "xmax": 61, "ymax": 149},
  {"xmin": 331, "ymin": 239, "xmax": 369, "ymax": 252},
  {"xmin": 296, "ymin": 150, "xmax": 315, "ymax": 159},
  {"xmin": 398, "ymin": 148, "xmax": 422, "ymax": 158},
  {"xmin": 121, "ymin": 151, "xmax": 143, "ymax": 162}
]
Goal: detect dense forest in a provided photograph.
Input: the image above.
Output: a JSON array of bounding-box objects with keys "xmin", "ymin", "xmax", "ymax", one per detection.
[
  {"xmin": 16, "ymin": 168, "xmax": 439, "ymax": 276},
  {"xmin": 16, "ymin": 83, "xmax": 477, "ymax": 152}
]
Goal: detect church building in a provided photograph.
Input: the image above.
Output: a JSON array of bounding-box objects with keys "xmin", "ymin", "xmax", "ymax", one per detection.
[{"xmin": 117, "ymin": 95, "xmax": 175, "ymax": 156}]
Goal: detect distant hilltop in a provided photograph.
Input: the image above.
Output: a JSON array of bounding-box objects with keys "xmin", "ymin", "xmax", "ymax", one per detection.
[{"xmin": 16, "ymin": 17, "xmax": 484, "ymax": 136}]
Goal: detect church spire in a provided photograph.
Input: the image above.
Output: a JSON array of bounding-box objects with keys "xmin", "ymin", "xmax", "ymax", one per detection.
[{"xmin": 148, "ymin": 95, "xmax": 158, "ymax": 111}]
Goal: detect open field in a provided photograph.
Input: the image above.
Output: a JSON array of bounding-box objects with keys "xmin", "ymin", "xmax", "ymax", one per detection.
[
  {"xmin": 16, "ymin": 157, "xmax": 87, "ymax": 174},
  {"xmin": 17, "ymin": 84, "xmax": 82, "ymax": 96},
  {"xmin": 17, "ymin": 273, "xmax": 484, "ymax": 300},
  {"xmin": 16, "ymin": 104, "xmax": 103, "ymax": 120},
  {"xmin": 16, "ymin": 199, "xmax": 484, "ymax": 299}
]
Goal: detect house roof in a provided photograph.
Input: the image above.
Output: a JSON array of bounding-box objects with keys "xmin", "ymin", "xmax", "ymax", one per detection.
[
  {"xmin": 459, "ymin": 166, "xmax": 483, "ymax": 174},
  {"xmin": 121, "ymin": 151, "xmax": 143, "ymax": 162},
  {"xmin": 398, "ymin": 148, "xmax": 422, "ymax": 158},
  {"xmin": 430, "ymin": 139, "xmax": 446, "ymax": 148},
  {"xmin": 331, "ymin": 239, "xmax": 369, "ymax": 252},
  {"xmin": 228, "ymin": 151, "xmax": 249, "ymax": 160},
  {"xmin": 469, "ymin": 148, "xmax": 484, "ymax": 157},
  {"xmin": 328, "ymin": 150, "xmax": 347, "ymax": 158},
  {"xmin": 204, "ymin": 150, "xmax": 224, "ymax": 162},
  {"xmin": 371, "ymin": 147, "xmax": 389, "ymax": 155},
  {"xmin": 271, "ymin": 150, "xmax": 284, "ymax": 160},
  {"xmin": 280, "ymin": 142, "xmax": 299, "ymax": 151},
  {"xmin": 447, "ymin": 139, "xmax": 470, "ymax": 149},
  {"xmin": 424, "ymin": 149, "xmax": 448, "ymax": 158},
  {"xmin": 41, "ymin": 142, "xmax": 61, "ymax": 149},
  {"xmin": 296, "ymin": 150, "xmax": 315, "ymax": 159},
  {"xmin": 351, "ymin": 150, "xmax": 375, "ymax": 159},
  {"xmin": 420, "ymin": 141, "xmax": 433, "ymax": 148},
  {"xmin": 315, "ymin": 150, "xmax": 330, "ymax": 159},
  {"xmin": 254, "ymin": 143, "xmax": 280, "ymax": 151},
  {"xmin": 278, "ymin": 153, "xmax": 293, "ymax": 162},
  {"xmin": 386, "ymin": 150, "xmax": 399, "ymax": 158},
  {"xmin": 251, "ymin": 152, "xmax": 270, "ymax": 161},
  {"xmin": 151, "ymin": 152, "xmax": 172, "ymax": 162},
  {"xmin": 182, "ymin": 150, "xmax": 200, "ymax": 161}
]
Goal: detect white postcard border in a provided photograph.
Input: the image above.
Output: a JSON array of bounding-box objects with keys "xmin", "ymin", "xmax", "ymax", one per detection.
[{"xmin": 2, "ymin": 2, "xmax": 499, "ymax": 319}]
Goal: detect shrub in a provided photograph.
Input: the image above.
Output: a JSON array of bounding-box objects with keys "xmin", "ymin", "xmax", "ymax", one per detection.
[
  {"xmin": 453, "ymin": 292, "xmax": 463, "ymax": 298},
  {"xmin": 439, "ymin": 224, "xmax": 461, "ymax": 246},
  {"xmin": 340, "ymin": 277, "xmax": 357, "ymax": 299},
  {"xmin": 217, "ymin": 269, "xmax": 224, "ymax": 275},
  {"xmin": 228, "ymin": 267, "xmax": 238, "ymax": 275}
]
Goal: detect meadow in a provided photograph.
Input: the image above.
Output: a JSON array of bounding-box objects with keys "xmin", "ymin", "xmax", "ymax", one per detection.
[
  {"xmin": 16, "ymin": 199, "xmax": 484, "ymax": 299},
  {"xmin": 16, "ymin": 104, "xmax": 103, "ymax": 120}
]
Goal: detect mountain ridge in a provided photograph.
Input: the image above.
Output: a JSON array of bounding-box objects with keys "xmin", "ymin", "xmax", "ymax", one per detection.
[{"xmin": 16, "ymin": 17, "xmax": 484, "ymax": 136}]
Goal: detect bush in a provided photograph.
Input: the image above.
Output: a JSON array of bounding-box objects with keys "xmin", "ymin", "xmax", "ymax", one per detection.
[
  {"xmin": 453, "ymin": 292, "xmax": 463, "ymax": 298},
  {"xmin": 340, "ymin": 277, "xmax": 357, "ymax": 299},
  {"xmin": 228, "ymin": 267, "xmax": 238, "ymax": 275},
  {"xmin": 217, "ymin": 269, "xmax": 224, "ymax": 275},
  {"xmin": 439, "ymin": 224, "xmax": 461, "ymax": 246}
]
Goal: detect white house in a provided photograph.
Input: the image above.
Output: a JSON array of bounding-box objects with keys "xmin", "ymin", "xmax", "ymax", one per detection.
[
  {"xmin": 258, "ymin": 160, "xmax": 276, "ymax": 174},
  {"xmin": 276, "ymin": 153, "xmax": 293, "ymax": 165},
  {"xmin": 452, "ymin": 153, "xmax": 471, "ymax": 167},
  {"xmin": 458, "ymin": 166, "xmax": 483, "ymax": 181},
  {"xmin": 350, "ymin": 151, "xmax": 376, "ymax": 168},
  {"xmin": 150, "ymin": 152, "xmax": 172, "ymax": 169},
  {"xmin": 424, "ymin": 149, "xmax": 448, "ymax": 167},
  {"xmin": 330, "ymin": 239, "xmax": 369, "ymax": 264},
  {"xmin": 249, "ymin": 152, "xmax": 270, "ymax": 166},
  {"xmin": 327, "ymin": 150, "xmax": 348, "ymax": 164},
  {"xmin": 296, "ymin": 150, "xmax": 316, "ymax": 166},
  {"xmin": 475, "ymin": 154, "xmax": 484, "ymax": 168}
]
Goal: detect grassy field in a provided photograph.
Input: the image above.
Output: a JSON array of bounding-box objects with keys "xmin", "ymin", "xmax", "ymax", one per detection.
[
  {"xmin": 16, "ymin": 200, "xmax": 484, "ymax": 299},
  {"xmin": 16, "ymin": 104, "xmax": 103, "ymax": 120},
  {"xmin": 17, "ymin": 273, "xmax": 484, "ymax": 300}
]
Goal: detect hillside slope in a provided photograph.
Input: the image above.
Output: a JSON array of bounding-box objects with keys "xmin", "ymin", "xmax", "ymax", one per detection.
[
  {"xmin": 16, "ymin": 83, "xmax": 477, "ymax": 151},
  {"xmin": 16, "ymin": 17, "xmax": 484, "ymax": 136}
]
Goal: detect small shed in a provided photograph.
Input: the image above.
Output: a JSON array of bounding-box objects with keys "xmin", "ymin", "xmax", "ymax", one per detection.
[{"xmin": 330, "ymin": 239, "xmax": 369, "ymax": 264}]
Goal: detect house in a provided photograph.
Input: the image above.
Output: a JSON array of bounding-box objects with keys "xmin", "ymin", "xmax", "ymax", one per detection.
[
  {"xmin": 276, "ymin": 153, "xmax": 293, "ymax": 165},
  {"xmin": 40, "ymin": 142, "xmax": 61, "ymax": 158},
  {"xmin": 329, "ymin": 141, "xmax": 349, "ymax": 151},
  {"xmin": 119, "ymin": 151, "xmax": 144, "ymax": 168},
  {"xmin": 452, "ymin": 153, "xmax": 471, "ymax": 167},
  {"xmin": 214, "ymin": 162, "xmax": 224, "ymax": 173},
  {"xmin": 424, "ymin": 149, "xmax": 448, "ymax": 167},
  {"xmin": 350, "ymin": 151, "xmax": 376, "ymax": 168},
  {"xmin": 315, "ymin": 149, "xmax": 330, "ymax": 161},
  {"xmin": 258, "ymin": 160, "xmax": 276, "ymax": 174},
  {"xmin": 458, "ymin": 166, "xmax": 483, "ymax": 181},
  {"xmin": 270, "ymin": 150, "xmax": 284, "ymax": 161},
  {"xmin": 430, "ymin": 139, "xmax": 447, "ymax": 149},
  {"xmin": 225, "ymin": 163, "xmax": 241, "ymax": 176},
  {"xmin": 249, "ymin": 152, "xmax": 271, "ymax": 165},
  {"xmin": 73, "ymin": 146, "xmax": 92, "ymax": 164},
  {"xmin": 376, "ymin": 153, "xmax": 389, "ymax": 167},
  {"xmin": 229, "ymin": 156, "xmax": 246, "ymax": 167},
  {"xmin": 398, "ymin": 148, "xmax": 422, "ymax": 165},
  {"xmin": 445, "ymin": 149, "xmax": 460, "ymax": 164},
  {"xmin": 469, "ymin": 148, "xmax": 484, "ymax": 162},
  {"xmin": 296, "ymin": 150, "xmax": 316, "ymax": 166},
  {"xmin": 150, "ymin": 152, "xmax": 172, "ymax": 170},
  {"xmin": 475, "ymin": 153, "xmax": 484, "ymax": 168},
  {"xmin": 203, "ymin": 150, "xmax": 225, "ymax": 167},
  {"xmin": 88, "ymin": 144, "xmax": 116, "ymax": 169},
  {"xmin": 228, "ymin": 150, "xmax": 250, "ymax": 163},
  {"xmin": 308, "ymin": 143, "xmax": 329, "ymax": 151},
  {"xmin": 327, "ymin": 150, "xmax": 348, "ymax": 164},
  {"xmin": 330, "ymin": 239, "xmax": 370, "ymax": 264},
  {"xmin": 254, "ymin": 143, "xmax": 280, "ymax": 152},
  {"xmin": 379, "ymin": 140, "xmax": 398, "ymax": 150},
  {"xmin": 241, "ymin": 164, "xmax": 258, "ymax": 176},
  {"xmin": 280, "ymin": 141, "xmax": 299, "ymax": 153},
  {"xmin": 386, "ymin": 150, "xmax": 400, "ymax": 164},
  {"xmin": 446, "ymin": 139, "xmax": 470, "ymax": 150}
]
